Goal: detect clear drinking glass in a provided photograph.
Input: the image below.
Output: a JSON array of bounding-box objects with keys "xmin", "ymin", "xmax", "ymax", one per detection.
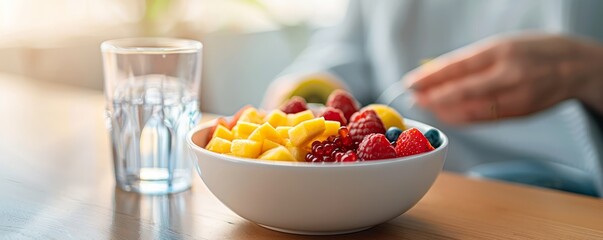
[{"xmin": 101, "ymin": 38, "xmax": 202, "ymax": 194}]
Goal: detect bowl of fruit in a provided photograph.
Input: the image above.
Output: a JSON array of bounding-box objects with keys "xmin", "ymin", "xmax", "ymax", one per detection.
[{"xmin": 187, "ymin": 90, "xmax": 448, "ymax": 235}]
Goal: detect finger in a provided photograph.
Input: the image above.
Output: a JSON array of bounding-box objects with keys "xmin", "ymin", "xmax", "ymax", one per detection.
[
  {"xmin": 459, "ymin": 87, "xmax": 531, "ymax": 122},
  {"xmin": 405, "ymin": 44, "xmax": 497, "ymax": 91},
  {"xmin": 411, "ymin": 91, "xmax": 467, "ymax": 125},
  {"xmin": 461, "ymin": 97, "xmax": 502, "ymax": 122},
  {"xmin": 456, "ymin": 68, "xmax": 508, "ymax": 99},
  {"xmin": 495, "ymin": 87, "xmax": 534, "ymax": 118},
  {"xmin": 425, "ymin": 81, "xmax": 467, "ymax": 107},
  {"xmin": 441, "ymin": 65, "xmax": 516, "ymax": 101},
  {"xmin": 431, "ymin": 98, "xmax": 494, "ymax": 125},
  {"xmin": 413, "ymin": 91, "xmax": 430, "ymax": 108},
  {"xmin": 431, "ymin": 105, "xmax": 469, "ymax": 126},
  {"xmin": 419, "ymin": 64, "xmax": 519, "ymax": 109}
]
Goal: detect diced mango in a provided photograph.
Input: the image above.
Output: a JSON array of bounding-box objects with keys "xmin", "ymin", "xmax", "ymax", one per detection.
[
  {"xmin": 212, "ymin": 125, "xmax": 234, "ymax": 141},
  {"xmin": 284, "ymin": 139, "xmax": 293, "ymax": 147},
  {"xmin": 248, "ymin": 122, "xmax": 286, "ymax": 145},
  {"xmin": 288, "ymin": 117, "xmax": 326, "ymax": 146},
  {"xmin": 238, "ymin": 107, "xmax": 265, "ymax": 124},
  {"xmin": 321, "ymin": 120, "xmax": 341, "ymax": 138},
  {"xmin": 264, "ymin": 110, "xmax": 288, "ymax": 127},
  {"xmin": 287, "ymin": 146, "xmax": 308, "ymax": 162},
  {"xmin": 259, "ymin": 146, "xmax": 296, "ymax": 162},
  {"xmin": 262, "ymin": 139, "xmax": 281, "ymax": 153},
  {"xmin": 287, "ymin": 110, "xmax": 314, "ymax": 126},
  {"xmin": 206, "ymin": 137, "xmax": 232, "ymax": 154},
  {"xmin": 275, "ymin": 126, "xmax": 292, "ymax": 139},
  {"xmin": 232, "ymin": 121, "xmax": 260, "ymax": 139},
  {"xmin": 230, "ymin": 139, "xmax": 263, "ymax": 158},
  {"xmin": 310, "ymin": 120, "xmax": 342, "ymax": 145}
]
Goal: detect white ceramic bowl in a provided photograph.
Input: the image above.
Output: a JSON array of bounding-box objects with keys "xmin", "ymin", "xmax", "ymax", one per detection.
[{"xmin": 187, "ymin": 119, "xmax": 448, "ymax": 235}]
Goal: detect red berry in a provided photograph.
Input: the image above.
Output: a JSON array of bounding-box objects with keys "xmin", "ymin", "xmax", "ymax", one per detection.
[
  {"xmin": 326, "ymin": 89, "xmax": 359, "ymax": 121},
  {"xmin": 338, "ymin": 127, "xmax": 350, "ymax": 138},
  {"xmin": 305, "ymin": 153, "xmax": 314, "ymax": 162},
  {"xmin": 320, "ymin": 107, "xmax": 347, "ymax": 125},
  {"xmin": 306, "ymin": 126, "xmax": 361, "ymax": 163},
  {"xmin": 394, "ymin": 128, "xmax": 435, "ymax": 157},
  {"xmin": 341, "ymin": 151, "xmax": 358, "ymax": 162},
  {"xmin": 333, "ymin": 137, "xmax": 342, "ymax": 148},
  {"xmin": 280, "ymin": 96, "xmax": 308, "ymax": 114},
  {"xmin": 347, "ymin": 109, "xmax": 386, "ymax": 143},
  {"xmin": 357, "ymin": 133, "xmax": 397, "ymax": 160}
]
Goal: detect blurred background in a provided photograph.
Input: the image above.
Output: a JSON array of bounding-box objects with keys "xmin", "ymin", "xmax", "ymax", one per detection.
[{"xmin": 0, "ymin": 0, "xmax": 348, "ymax": 114}]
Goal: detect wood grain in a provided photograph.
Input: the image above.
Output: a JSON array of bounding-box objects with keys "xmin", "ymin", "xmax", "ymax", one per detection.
[{"xmin": 1, "ymin": 73, "xmax": 602, "ymax": 239}]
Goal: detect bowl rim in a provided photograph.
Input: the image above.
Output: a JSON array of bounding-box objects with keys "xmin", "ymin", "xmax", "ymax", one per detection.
[{"xmin": 187, "ymin": 118, "xmax": 448, "ymax": 168}]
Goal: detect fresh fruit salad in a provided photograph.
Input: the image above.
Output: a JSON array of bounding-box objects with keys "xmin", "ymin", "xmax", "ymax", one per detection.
[{"xmin": 205, "ymin": 90, "xmax": 441, "ymax": 162}]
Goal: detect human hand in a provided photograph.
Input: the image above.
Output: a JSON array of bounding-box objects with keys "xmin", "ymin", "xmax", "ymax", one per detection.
[{"xmin": 404, "ymin": 33, "xmax": 602, "ymax": 125}]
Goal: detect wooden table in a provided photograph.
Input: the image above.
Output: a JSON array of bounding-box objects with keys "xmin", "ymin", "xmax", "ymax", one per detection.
[{"xmin": 1, "ymin": 73, "xmax": 603, "ymax": 240}]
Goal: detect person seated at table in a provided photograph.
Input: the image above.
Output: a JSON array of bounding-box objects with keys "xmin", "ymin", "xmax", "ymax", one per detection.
[{"xmin": 262, "ymin": 0, "xmax": 603, "ymax": 197}]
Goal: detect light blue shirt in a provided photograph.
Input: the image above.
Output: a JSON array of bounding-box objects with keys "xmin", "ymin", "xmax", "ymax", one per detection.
[{"xmin": 279, "ymin": 0, "xmax": 603, "ymax": 195}]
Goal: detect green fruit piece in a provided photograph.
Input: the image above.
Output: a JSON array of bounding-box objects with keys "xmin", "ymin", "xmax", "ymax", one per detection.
[{"xmin": 286, "ymin": 77, "xmax": 342, "ymax": 104}]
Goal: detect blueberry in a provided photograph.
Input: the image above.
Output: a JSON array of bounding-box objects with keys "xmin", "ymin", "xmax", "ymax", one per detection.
[
  {"xmin": 385, "ymin": 127, "xmax": 403, "ymax": 143},
  {"xmin": 424, "ymin": 129, "xmax": 442, "ymax": 148}
]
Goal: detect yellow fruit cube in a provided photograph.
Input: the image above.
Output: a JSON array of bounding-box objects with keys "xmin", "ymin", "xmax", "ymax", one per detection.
[
  {"xmin": 310, "ymin": 120, "xmax": 342, "ymax": 145},
  {"xmin": 287, "ymin": 110, "xmax": 314, "ymax": 126},
  {"xmin": 212, "ymin": 125, "xmax": 234, "ymax": 141},
  {"xmin": 321, "ymin": 120, "xmax": 341, "ymax": 138},
  {"xmin": 275, "ymin": 126, "xmax": 292, "ymax": 139},
  {"xmin": 287, "ymin": 146, "xmax": 308, "ymax": 162},
  {"xmin": 232, "ymin": 121, "xmax": 260, "ymax": 139},
  {"xmin": 284, "ymin": 139, "xmax": 293, "ymax": 147},
  {"xmin": 288, "ymin": 117, "xmax": 326, "ymax": 146},
  {"xmin": 264, "ymin": 110, "xmax": 288, "ymax": 127},
  {"xmin": 230, "ymin": 139, "xmax": 263, "ymax": 158},
  {"xmin": 259, "ymin": 146, "xmax": 296, "ymax": 162},
  {"xmin": 238, "ymin": 107, "xmax": 265, "ymax": 124},
  {"xmin": 206, "ymin": 137, "xmax": 232, "ymax": 154},
  {"xmin": 262, "ymin": 139, "xmax": 281, "ymax": 153},
  {"xmin": 248, "ymin": 122, "xmax": 286, "ymax": 145}
]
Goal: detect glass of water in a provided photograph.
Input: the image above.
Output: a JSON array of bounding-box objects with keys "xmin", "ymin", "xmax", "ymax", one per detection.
[{"xmin": 101, "ymin": 38, "xmax": 202, "ymax": 194}]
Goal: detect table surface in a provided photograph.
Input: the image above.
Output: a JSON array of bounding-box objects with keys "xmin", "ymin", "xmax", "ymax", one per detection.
[{"xmin": 1, "ymin": 73, "xmax": 603, "ymax": 240}]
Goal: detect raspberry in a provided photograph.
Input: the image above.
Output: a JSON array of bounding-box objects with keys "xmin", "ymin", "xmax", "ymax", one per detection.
[
  {"xmin": 341, "ymin": 150, "xmax": 358, "ymax": 162},
  {"xmin": 280, "ymin": 96, "xmax": 308, "ymax": 114},
  {"xmin": 394, "ymin": 128, "xmax": 435, "ymax": 157},
  {"xmin": 357, "ymin": 133, "xmax": 397, "ymax": 160},
  {"xmin": 326, "ymin": 89, "xmax": 359, "ymax": 121},
  {"xmin": 320, "ymin": 107, "xmax": 347, "ymax": 125},
  {"xmin": 348, "ymin": 109, "xmax": 386, "ymax": 143}
]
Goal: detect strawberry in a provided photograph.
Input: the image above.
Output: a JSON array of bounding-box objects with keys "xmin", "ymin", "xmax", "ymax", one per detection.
[
  {"xmin": 319, "ymin": 107, "xmax": 347, "ymax": 125},
  {"xmin": 347, "ymin": 109, "xmax": 386, "ymax": 143},
  {"xmin": 280, "ymin": 96, "xmax": 308, "ymax": 114},
  {"xmin": 394, "ymin": 128, "xmax": 435, "ymax": 157},
  {"xmin": 357, "ymin": 133, "xmax": 397, "ymax": 160},
  {"xmin": 326, "ymin": 89, "xmax": 359, "ymax": 121}
]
